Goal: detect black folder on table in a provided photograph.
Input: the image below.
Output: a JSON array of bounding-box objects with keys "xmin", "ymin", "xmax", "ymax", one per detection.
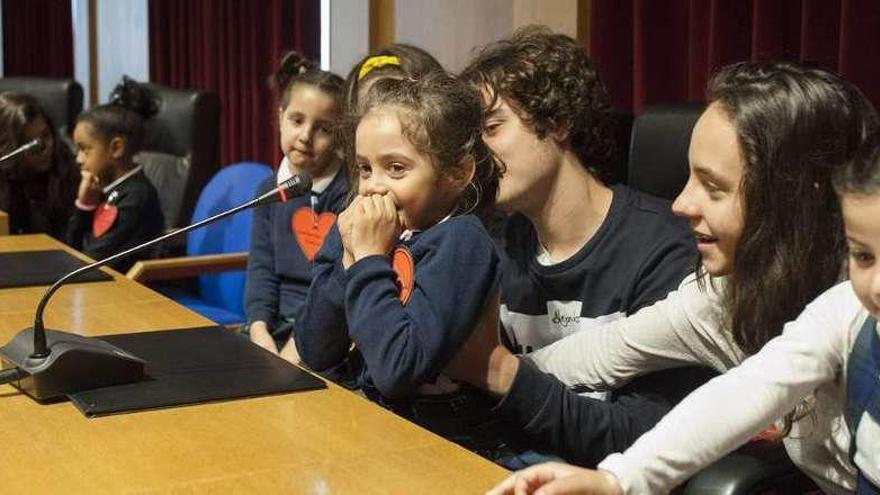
[
  {"xmin": 0, "ymin": 250, "xmax": 112, "ymax": 288},
  {"xmin": 68, "ymin": 326, "xmax": 326, "ymax": 417}
]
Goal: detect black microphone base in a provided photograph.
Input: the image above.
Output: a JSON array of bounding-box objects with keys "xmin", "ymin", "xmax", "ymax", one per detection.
[{"xmin": 0, "ymin": 328, "xmax": 146, "ymax": 402}]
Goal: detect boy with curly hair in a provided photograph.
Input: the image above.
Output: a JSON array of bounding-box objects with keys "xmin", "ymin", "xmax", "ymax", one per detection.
[{"xmin": 456, "ymin": 25, "xmax": 711, "ymax": 467}]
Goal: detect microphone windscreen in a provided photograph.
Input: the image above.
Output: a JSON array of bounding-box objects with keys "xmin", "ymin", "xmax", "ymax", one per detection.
[
  {"xmin": 283, "ymin": 173, "xmax": 313, "ymax": 196},
  {"xmin": 25, "ymin": 138, "xmax": 45, "ymax": 154}
]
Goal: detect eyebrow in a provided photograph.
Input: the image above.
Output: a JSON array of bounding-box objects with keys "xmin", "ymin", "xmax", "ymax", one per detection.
[
  {"xmin": 355, "ymin": 151, "xmax": 412, "ymax": 163},
  {"xmin": 692, "ymin": 165, "xmax": 730, "ymax": 185},
  {"xmin": 845, "ymin": 233, "xmax": 870, "ymax": 247},
  {"xmin": 484, "ymin": 104, "xmax": 508, "ymax": 120}
]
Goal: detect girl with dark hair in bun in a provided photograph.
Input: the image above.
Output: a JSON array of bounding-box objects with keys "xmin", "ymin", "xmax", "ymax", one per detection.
[
  {"xmin": 67, "ymin": 81, "xmax": 163, "ymax": 271},
  {"xmin": 244, "ymin": 52, "xmax": 347, "ymax": 363}
]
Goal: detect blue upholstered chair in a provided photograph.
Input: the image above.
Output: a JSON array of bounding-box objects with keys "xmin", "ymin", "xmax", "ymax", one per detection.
[{"xmin": 127, "ymin": 162, "xmax": 273, "ymax": 325}]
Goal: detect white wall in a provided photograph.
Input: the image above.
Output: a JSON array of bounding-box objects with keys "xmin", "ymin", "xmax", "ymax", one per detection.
[
  {"xmin": 71, "ymin": 0, "xmax": 90, "ymax": 107},
  {"xmin": 395, "ymin": 0, "xmax": 513, "ymax": 72},
  {"xmin": 96, "ymin": 0, "xmax": 149, "ymax": 104},
  {"xmin": 513, "ymin": 0, "xmax": 578, "ymax": 39},
  {"xmin": 327, "ymin": 0, "xmax": 369, "ymax": 77}
]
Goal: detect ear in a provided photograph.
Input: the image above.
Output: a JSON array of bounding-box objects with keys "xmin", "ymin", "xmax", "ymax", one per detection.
[
  {"xmin": 109, "ymin": 136, "xmax": 127, "ymax": 159},
  {"xmin": 550, "ymin": 120, "xmax": 571, "ymax": 144},
  {"xmin": 444, "ymin": 156, "xmax": 476, "ymax": 193}
]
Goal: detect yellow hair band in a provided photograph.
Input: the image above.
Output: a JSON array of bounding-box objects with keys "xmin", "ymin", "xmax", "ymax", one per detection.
[{"xmin": 358, "ymin": 55, "xmax": 401, "ymax": 80}]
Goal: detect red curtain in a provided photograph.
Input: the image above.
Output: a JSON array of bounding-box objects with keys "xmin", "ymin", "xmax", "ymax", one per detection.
[
  {"xmin": 2, "ymin": 0, "xmax": 74, "ymax": 77},
  {"xmin": 149, "ymin": 0, "xmax": 319, "ymax": 168},
  {"xmin": 590, "ymin": 0, "xmax": 880, "ymax": 114}
]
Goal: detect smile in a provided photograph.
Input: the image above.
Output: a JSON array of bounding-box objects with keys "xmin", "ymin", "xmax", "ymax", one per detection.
[{"xmin": 693, "ymin": 231, "xmax": 717, "ymax": 243}]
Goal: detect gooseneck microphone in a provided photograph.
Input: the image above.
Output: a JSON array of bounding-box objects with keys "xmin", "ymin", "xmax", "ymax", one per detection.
[
  {"xmin": 0, "ymin": 173, "xmax": 312, "ymax": 401},
  {"xmin": 0, "ymin": 138, "xmax": 45, "ymax": 164}
]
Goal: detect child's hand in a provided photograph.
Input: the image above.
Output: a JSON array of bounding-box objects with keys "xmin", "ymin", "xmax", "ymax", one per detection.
[
  {"xmin": 278, "ymin": 338, "xmax": 302, "ymax": 365},
  {"xmin": 347, "ymin": 193, "xmax": 402, "ymax": 263},
  {"xmin": 338, "ymin": 197, "xmax": 359, "ymax": 269},
  {"xmin": 76, "ymin": 170, "xmax": 102, "ymax": 207},
  {"xmin": 249, "ymin": 321, "xmax": 279, "ymax": 355},
  {"xmin": 486, "ymin": 463, "xmax": 622, "ymax": 495}
]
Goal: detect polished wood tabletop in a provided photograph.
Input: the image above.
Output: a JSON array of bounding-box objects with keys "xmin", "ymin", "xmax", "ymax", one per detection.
[{"xmin": 0, "ymin": 235, "xmax": 507, "ymax": 494}]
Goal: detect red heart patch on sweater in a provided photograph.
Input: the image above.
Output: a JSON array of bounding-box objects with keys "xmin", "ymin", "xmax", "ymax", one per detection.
[
  {"xmin": 291, "ymin": 207, "xmax": 336, "ymax": 261},
  {"xmin": 391, "ymin": 246, "xmax": 414, "ymax": 305},
  {"xmin": 92, "ymin": 204, "xmax": 118, "ymax": 238}
]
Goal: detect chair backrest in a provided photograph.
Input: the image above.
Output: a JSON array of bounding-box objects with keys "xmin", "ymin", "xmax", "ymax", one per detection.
[
  {"xmin": 0, "ymin": 77, "xmax": 83, "ymax": 141},
  {"xmin": 187, "ymin": 162, "xmax": 273, "ymax": 315},
  {"xmin": 627, "ymin": 103, "xmax": 704, "ymax": 200},
  {"xmin": 137, "ymin": 82, "xmax": 220, "ymax": 228}
]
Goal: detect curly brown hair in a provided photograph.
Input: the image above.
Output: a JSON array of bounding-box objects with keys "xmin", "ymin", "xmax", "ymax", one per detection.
[
  {"xmin": 354, "ymin": 72, "xmax": 502, "ymax": 223},
  {"xmin": 460, "ymin": 25, "xmax": 616, "ymax": 180}
]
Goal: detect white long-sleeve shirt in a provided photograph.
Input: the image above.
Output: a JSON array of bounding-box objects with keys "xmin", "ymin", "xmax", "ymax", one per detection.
[{"xmin": 527, "ymin": 275, "xmax": 876, "ymax": 493}]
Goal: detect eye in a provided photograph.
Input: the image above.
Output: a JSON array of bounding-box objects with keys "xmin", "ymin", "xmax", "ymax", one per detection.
[
  {"xmin": 357, "ymin": 162, "xmax": 371, "ymax": 178},
  {"xmin": 387, "ymin": 162, "xmax": 406, "ymax": 177},
  {"xmin": 698, "ymin": 177, "xmax": 724, "ymax": 198},
  {"xmin": 483, "ymin": 120, "xmax": 502, "ymax": 136},
  {"xmin": 849, "ymin": 248, "xmax": 875, "ymax": 268}
]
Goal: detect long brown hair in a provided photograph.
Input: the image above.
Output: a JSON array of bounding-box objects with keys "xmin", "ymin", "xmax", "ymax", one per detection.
[
  {"xmin": 0, "ymin": 92, "xmax": 78, "ymax": 238},
  {"xmin": 705, "ymin": 63, "xmax": 877, "ymax": 357}
]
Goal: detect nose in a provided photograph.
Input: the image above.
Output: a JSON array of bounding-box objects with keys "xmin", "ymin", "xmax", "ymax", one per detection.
[
  {"xmin": 869, "ymin": 267, "xmax": 880, "ymax": 307},
  {"xmin": 671, "ymin": 177, "xmax": 699, "ymax": 220},
  {"xmin": 75, "ymin": 151, "xmax": 85, "ymax": 165},
  {"xmin": 297, "ymin": 123, "xmax": 314, "ymax": 144},
  {"xmin": 361, "ymin": 174, "xmax": 389, "ymax": 196}
]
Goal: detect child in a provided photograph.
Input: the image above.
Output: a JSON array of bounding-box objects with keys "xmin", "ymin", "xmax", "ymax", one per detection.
[
  {"xmin": 296, "ymin": 72, "xmax": 513, "ymax": 459},
  {"xmin": 486, "ymin": 137, "xmax": 880, "ymax": 494},
  {"xmin": 243, "ymin": 52, "xmax": 347, "ymax": 362},
  {"xmin": 454, "ymin": 25, "xmax": 708, "ymax": 466},
  {"xmin": 66, "ymin": 83, "xmax": 163, "ymax": 272},
  {"xmin": 458, "ymin": 62, "xmax": 877, "ymax": 493},
  {"xmin": 344, "ymin": 43, "xmax": 443, "ymax": 110},
  {"xmin": 0, "ymin": 92, "xmax": 79, "ymax": 239}
]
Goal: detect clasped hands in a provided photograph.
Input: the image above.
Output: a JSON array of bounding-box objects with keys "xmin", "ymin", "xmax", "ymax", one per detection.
[{"xmin": 338, "ymin": 193, "xmax": 403, "ymax": 269}]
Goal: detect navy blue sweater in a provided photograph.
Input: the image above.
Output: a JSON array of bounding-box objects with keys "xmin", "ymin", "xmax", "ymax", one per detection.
[
  {"xmin": 66, "ymin": 170, "xmax": 163, "ymax": 272},
  {"xmin": 493, "ymin": 185, "xmax": 713, "ymax": 466},
  {"xmin": 297, "ymin": 214, "xmax": 500, "ymax": 402},
  {"xmin": 244, "ymin": 170, "xmax": 348, "ymax": 342},
  {"xmin": 498, "ymin": 184, "xmax": 696, "ymax": 352}
]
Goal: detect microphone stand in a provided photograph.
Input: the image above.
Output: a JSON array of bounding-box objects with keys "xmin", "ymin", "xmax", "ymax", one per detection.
[
  {"xmin": 0, "ymin": 138, "xmax": 43, "ymax": 165},
  {"xmin": 0, "ymin": 175, "xmax": 311, "ymax": 401}
]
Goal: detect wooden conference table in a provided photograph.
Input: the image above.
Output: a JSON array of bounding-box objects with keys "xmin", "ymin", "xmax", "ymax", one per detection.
[{"xmin": 0, "ymin": 235, "xmax": 507, "ymax": 494}]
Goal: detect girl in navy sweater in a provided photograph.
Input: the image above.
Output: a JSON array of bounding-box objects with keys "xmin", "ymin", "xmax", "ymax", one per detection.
[
  {"xmin": 66, "ymin": 82, "xmax": 163, "ymax": 272},
  {"xmin": 244, "ymin": 52, "xmax": 347, "ymax": 363},
  {"xmin": 296, "ymin": 72, "xmax": 516, "ymax": 459}
]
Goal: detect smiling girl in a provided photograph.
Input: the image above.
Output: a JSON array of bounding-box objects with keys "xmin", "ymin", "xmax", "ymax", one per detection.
[{"xmin": 295, "ymin": 72, "xmax": 520, "ymax": 460}]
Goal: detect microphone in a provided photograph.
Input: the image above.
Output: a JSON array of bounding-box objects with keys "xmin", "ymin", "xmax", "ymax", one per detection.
[
  {"xmin": 253, "ymin": 173, "xmax": 312, "ymax": 206},
  {"xmin": 0, "ymin": 138, "xmax": 45, "ymax": 164},
  {"xmin": 0, "ymin": 173, "xmax": 313, "ymax": 401}
]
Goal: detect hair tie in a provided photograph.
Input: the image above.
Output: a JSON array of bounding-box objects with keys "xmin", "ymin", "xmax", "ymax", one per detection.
[{"xmin": 358, "ymin": 55, "xmax": 401, "ymax": 80}]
